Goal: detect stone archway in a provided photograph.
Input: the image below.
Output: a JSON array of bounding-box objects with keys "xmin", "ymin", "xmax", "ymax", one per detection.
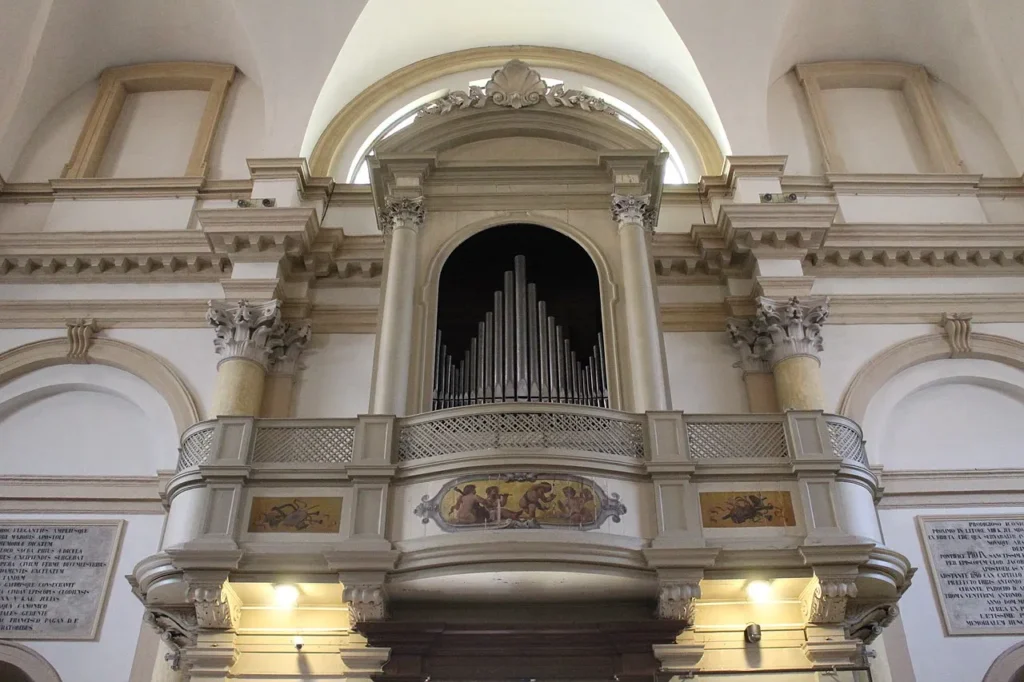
[
  {"xmin": 984, "ymin": 641, "xmax": 1024, "ymax": 682},
  {"xmin": 0, "ymin": 642, "xmax": 62, "ymax": 682}
]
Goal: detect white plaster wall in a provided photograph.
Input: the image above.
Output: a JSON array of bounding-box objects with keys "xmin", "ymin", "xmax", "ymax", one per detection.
[
  {"xmin": 98, "ymin": 328, "xmax": 216, "ymax": 421},
  {"xmin": 980, "ymin": 196, "xmax": 1024, "ymax": 224},
  {"xmin": 293, "ymin": 334, "xmax": 375, "ymax": 418},
  {"xmin": 96, "ymin": 90, "xmax": 207, "ymax": 178},
  {"xmin": 9, "ymin": 81, "xmax": 98, "ymax": 182},
  {"xmin": 766, "ymin": 71, "xmax": 823, "ymax": 176},
  {"xmin": 878, "ymin": 505, "xmax": 1024, "ymax": 682},
  {"xmin": 41, "ymin": 197, "xmax": 196, "ymax": 232},
  {"xmin": 874, "ymin": 360, "xmax": 1024, "ymax": 469},
  {"xmin": 663, "ymin": 332, "xmax": 746, "ymax": 413},
  {"xmin": 0, "ymin": 512, "xmax": 165, "ymax": 682},
  {"xmin": 822, "ymin": 87, "xmax": 929, "ymax": 174},
  {"xmin": 207, "ymin": 73, "xmax": 265, "ymax": 179},
  {"xmin": 835, "ymin": 194, "xmax": 988, "ymax": 223},
  {"xmin": 933, "ymin": 80, "xmax": 1017, "ymax": 177},
  {"xmin": 0, "ymin": 203, "xmax": 53, "ymax": 232},
  {"xmin": 0, "ymin": 364, "xmax": 179, "ymax": 475}
]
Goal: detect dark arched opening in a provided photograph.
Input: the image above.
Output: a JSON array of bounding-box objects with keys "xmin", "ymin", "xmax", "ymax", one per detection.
[{"xmin": 434, "ymin": 224, "xmax": 606, "ymax": 409}]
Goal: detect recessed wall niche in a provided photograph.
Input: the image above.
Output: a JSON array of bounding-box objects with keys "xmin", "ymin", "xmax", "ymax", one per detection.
[{"xmin": 433, "ymin": 224, "xmax": 606, "ymax": 409}]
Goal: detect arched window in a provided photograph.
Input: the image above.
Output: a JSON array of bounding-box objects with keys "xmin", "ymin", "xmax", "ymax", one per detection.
[
  {"xmin": 348, "ymin": 75, "xmax": 687, "ymax": 184},
  {"xmin": 432, "ymin": 224, "xmax": 606, "ymax": 409}
]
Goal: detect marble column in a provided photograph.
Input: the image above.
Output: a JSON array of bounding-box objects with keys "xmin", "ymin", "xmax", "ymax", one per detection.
[
  {"xmin": 756, "ymin": 296, "xmax": 830, "ymax": 411},
  {"xmin": 207, "ymin": 300, "xmax": 308, "ymax": 417},
  {"xmin": 611, "ymin": 194, "xmax": 669, "ymax": 412},
  {"xmin": 371, "ymin": 196, "xmax": 425, "ymax": 416}
]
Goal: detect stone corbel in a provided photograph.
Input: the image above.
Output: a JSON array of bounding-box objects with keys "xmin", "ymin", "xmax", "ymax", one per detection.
[
  {"xmin": 66, "ymin": 319, "xmax": 97, "ymax": 363},
  {"xmin": 940, "ymin": 312, "xmax": 972, "ymax": 357},
  {"xmin": 657, "ymin": 579, "xmax": 702, "ymax": 624},
  {"xmin": 186, "ymin": 573, "xmax": 241, "ymax": 631},
  {"xmin": 845, "ymin": 602, "xmax": 900, "ymax": 643},
  {"xmin": 801, "ymin": 574, "xmax": 859, "ymax": 624},
  {"xmin": 143, "ymin": 606, "xmax": 199, "ymax": 671},
  {"xmin": 342, "ymin": 583, "xmax": 387, "ymax": 629}
]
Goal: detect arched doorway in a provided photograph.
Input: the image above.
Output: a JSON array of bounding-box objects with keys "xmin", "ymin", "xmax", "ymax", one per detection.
[{"xmin": 433, "ymin": 224, "xmax": 606, "ymax": 409}]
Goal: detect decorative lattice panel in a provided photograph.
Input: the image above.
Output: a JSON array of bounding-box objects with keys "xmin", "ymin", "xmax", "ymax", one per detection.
[
  {"xmin": 177, "ymin": 426, "xmax": 214, "ymax": 472},
  {"xmin": 685, "ymin": 420, "xmax": 788, "ymax": 459},
  {"xmin": 828, "ymin": 422, "xmax": 869, "ymax": 465},
  {"xmin": 252, "ymin": 426, "xmax": 355, "ymax": 464},
  {"xmin": 398, "ymin": 411, "xmax": 645, "ymax": 461}
]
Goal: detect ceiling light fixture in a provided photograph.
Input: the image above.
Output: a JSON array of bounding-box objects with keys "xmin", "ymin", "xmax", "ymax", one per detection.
[
  {"xmin": 274, "ymin": 583, "xmax": 300, "ymax": 608},
  {"xmin": 746, "ymin": 580, "xmax": 773, "ymax": 603}
]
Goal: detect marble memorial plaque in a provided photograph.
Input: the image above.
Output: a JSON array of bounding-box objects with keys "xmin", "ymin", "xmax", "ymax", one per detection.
[
  {"xmin": 0, "ymin": 520, "xmax": 124, "ymax": 640},
  {"xmin": 918, "ymin": 515, "xmax": 1024, "ymax": 636}
]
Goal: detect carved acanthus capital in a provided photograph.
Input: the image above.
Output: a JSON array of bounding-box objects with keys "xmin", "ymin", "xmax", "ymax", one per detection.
[
  {"xmin": 611, "ymin": 193, "xmax": 654, "ymax": 230},
  {"xmin": 187, "ymin": 578, "xmax": 241, "ymax": 631},
  {"xmin": 268, "ymin": 319, "xmax": 312, "ymax": 375},
  {"xmin": 207, "ymin": 299, "xmax": 289, "ymax": 370},
  {"xmin": 657, "ymin": 580, "xmax": 701, "ymax": 624},
  {"xmin": 343, "ymin": 584, "xmax": 386, "ymax": 628},
  {"xmin": 725, "ymin": 317, "xmax": 771, "ymax": 373},
  {"xmin": 754, "ymin": 296, "xmax": 830, "ymax": 365},
  {"xmin": 940, "ymin": 312, "xmax": 972, "ymax": 356},
  {"xmin": 66, "ymin": 319, "xmax": 97, "ymax": 363},
  {"xmin": 379, "ymin": 196, "xmax": 424, "ymax": 235},
  {"xmin": 801, "ymin": 576, "xmax": 858, "ymax": 624}
]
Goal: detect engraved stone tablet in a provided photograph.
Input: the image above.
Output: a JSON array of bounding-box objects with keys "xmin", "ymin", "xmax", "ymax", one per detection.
[
  {"xmin": 919, "ymin": 515, "xmax": 1024, "ymax": 636},
  {"xmin": 0, "ymin": 520, "xmax": 124, "ymax": 640}
]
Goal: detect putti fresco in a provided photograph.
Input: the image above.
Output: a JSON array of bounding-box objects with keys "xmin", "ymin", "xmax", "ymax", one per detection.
[{"xmin": 414, "ymin": 473, "xmax": 626, "ymax": 531}]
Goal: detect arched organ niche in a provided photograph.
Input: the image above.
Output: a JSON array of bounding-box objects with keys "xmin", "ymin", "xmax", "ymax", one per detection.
[{"xmin": 433, "ymin": 225, "xmax": 607, "ymax": 410}]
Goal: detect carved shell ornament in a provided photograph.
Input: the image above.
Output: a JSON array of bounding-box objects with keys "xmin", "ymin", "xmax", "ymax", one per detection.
[{"xmin": 419, "ymin": 59, "xmax": 615, "ymax": 116}]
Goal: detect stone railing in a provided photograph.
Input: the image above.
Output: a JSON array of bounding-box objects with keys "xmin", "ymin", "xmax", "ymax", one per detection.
[{"xmin": 174, "ymin": 409, "xmax": 870, "ymax": 472}]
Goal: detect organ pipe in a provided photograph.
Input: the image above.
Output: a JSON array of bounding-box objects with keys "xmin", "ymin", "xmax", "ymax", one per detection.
[{"xmin": 432, "ymin": 255, "xmax": 608, "ymax": 409}]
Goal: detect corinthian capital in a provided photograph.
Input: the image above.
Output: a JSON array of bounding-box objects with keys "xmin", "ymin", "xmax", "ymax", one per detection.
[
  {"xmin": 725, "ymin": 318, "xmax": 771, "ymax": 373},
  {"xmin": 268, "ymin": 319, "xmax": 312, "ymax": 375},
  {"xmin": 801, "ymin": 576, "xmax": 858, "ymax": 624},
  {"xmin": 755, "ymin": 296, "xmax": 830, "ymax": 366},
  {"xmin": 657, "ymin": 580, "xmax": 701, "ymax": 624},
  {"xmin": 207, "ymin": 299, "xmax": 289, "ymax": 370},
  {"xmin": 611, "ymin": 193, "xmax": 653, "ymax": 230},
  {"xmin": 379, "ymin": 196, "xmax": 425, "ymax": 234},
  {"xmin": 343, "ymin": 584, "xmax": 386, "ymax": 628},
  {"xmin": 187, "ymin": 577, "xmax": 241, "ymax": 631}
]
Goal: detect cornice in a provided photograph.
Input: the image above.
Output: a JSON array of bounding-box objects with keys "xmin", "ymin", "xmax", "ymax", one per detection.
[
  {"xmin": 246, "ymin": 157, "xmax": 333, "ymax": 201},
  {"xmin": 0, "ymin": 299, "xmax": 380, "ymax": 333},
  {"xmin": 50, "ymin": 177, "xmax": 206, "ymax": 199},
  {"xmin": 0, "ymin": 474, "xmax": 168, "ymax": 514},
  {"xmin": 876, "ymin": 467, "xmax": 1024, "ymax": 508},
  {"xmin": 825, "ymin": 173, "xmax": 981, "ymax": 195},
  {"xmin": 197, "ymin": 206, "xmax": 320, "ymax": 257}
]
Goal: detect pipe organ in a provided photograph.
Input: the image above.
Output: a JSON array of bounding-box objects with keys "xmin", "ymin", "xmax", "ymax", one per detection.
[{"xmin": 432, "ymin": 255, "xmax": 608, "ymax": 410}]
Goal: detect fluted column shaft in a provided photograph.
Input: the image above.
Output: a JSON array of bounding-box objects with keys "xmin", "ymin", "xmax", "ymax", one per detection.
[
  {"xmin": 612, "ymin": 194, "xmax": 669, "ymax": 412},
  {"xmin": 371, "ymin": 197, "xmax": 425, "ymax": 416}
]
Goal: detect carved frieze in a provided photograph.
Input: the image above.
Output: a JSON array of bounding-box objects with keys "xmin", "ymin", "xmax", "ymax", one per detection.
[{"xmin": 419, "ymin": 59, "xmax": 613, "ymax": 116}]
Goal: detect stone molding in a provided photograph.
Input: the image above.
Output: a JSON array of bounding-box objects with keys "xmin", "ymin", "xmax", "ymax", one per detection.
[
  {"xmin": 0, "ymin": 641, "xmax": 63, "ymax": 682},
  {"xmin": 611, "ymin": 193, "xmax": 653, "ymax": 229},
  {"xmin": 801, "ymin": 575, "xmax": 858, "ymax": 624},
  {"xmin": 342, "ymin": 584, "xmax": 386, "ymax": 628},
  {"xmin": 63, "ymin": 61, "xmax": 236, "ymax": 179},
  {"xmin": 378, "ymin": 196, "xmax": 425, "ymax": 234},
  {"xmin": 875, "ymin": 467, "xmax": 1024, "ymax": 508},
  {"xmin": 656, "ymin": 580, "xmax": 701, "ymax": 623},
  {"xmin": 0, "ymin": 474, "xmax": 169, "ymax": 514},
  {"xmin": 838, "ymin": 331, "xmax": 1024, "ymax": 425},
  {"xmin": 0, "ymin": 336, "xmax": 201, "ymax": 433},
  {"xmin": 207, "ymin": 299, "xmax": 310, "ymax": 372},
  {"xmin": 420, "ymin": 59, "xmax": 613, "ymax": 115}
]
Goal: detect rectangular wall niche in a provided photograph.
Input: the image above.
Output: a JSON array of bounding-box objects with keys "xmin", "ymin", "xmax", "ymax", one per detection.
[
  {"xmin": 62, "ymin": 62, "xmax": 236, "ymax": 179},
  {"xmin": 795, "ymin": 61, "xmax": 963, "ymax": 174}
]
